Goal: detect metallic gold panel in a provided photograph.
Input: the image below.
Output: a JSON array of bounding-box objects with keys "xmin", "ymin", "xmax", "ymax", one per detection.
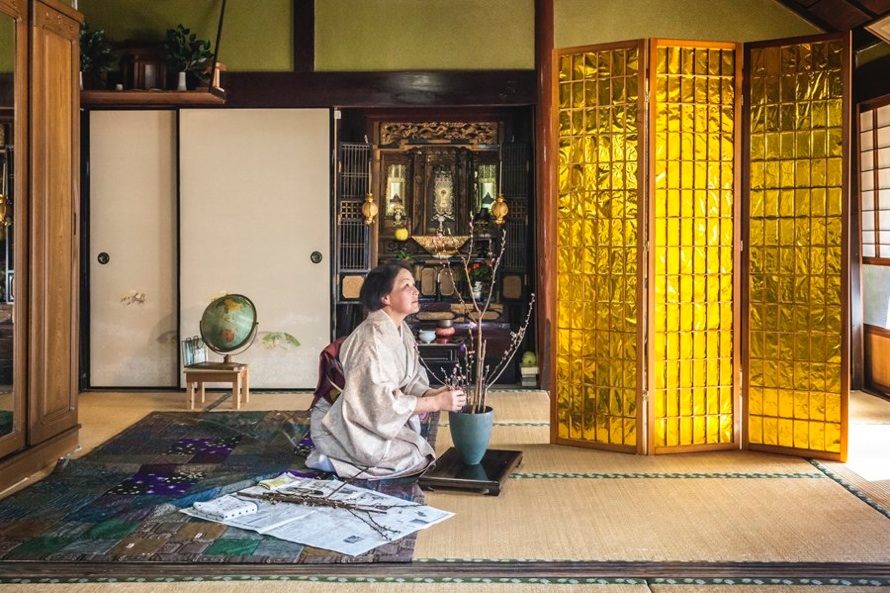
[
  {"xmin": 746, "ymin": 37, "xmax": 847, "ymax": 457},
  {"xmin": 555, "ymin": 42, "xmax": 642, "ymax": 450},
  {"xmin": 652, "ymin": 42, "xmax": 738, "ymax": 450}
]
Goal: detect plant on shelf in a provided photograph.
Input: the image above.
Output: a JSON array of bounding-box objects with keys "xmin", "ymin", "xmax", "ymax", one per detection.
[
  {"xmin": 80, "ymin": 23, "xmax": 115, "ymax": 90},
  {"xmin": 421, "ymin": 224, "xmax": 535, "ymax": 465},
  {"xmin": 162, "ymin": 24, "xmax": 213, "ymax": 90}
]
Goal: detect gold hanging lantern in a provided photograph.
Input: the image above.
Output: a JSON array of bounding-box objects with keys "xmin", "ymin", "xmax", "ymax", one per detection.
[
  {"xmin": 362, "ymin": 192, "xmax": 378, "ymax": 225},
  {"xmin": 491, "ymin": 193, "xmax": 509, "ymax": 225},
  {"xmin": 361, "ymin": 148, "xmax": 378, "ymax": 225}
]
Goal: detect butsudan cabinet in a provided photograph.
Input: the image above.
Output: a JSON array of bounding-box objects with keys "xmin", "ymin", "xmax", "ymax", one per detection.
[{"xmin": 0, "ymin": 0, "xmax": 82, "ymax": 492}]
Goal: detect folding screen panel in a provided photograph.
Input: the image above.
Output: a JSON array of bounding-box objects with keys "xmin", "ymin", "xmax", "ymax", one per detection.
[
  {"xmin": 744, "ymin": 35, "xmax": 850, "ymax": 460},
  {"xmin": 552, "ymin": 41, "xmax": 646, "ymax": 452},
  {"xmin": 648, "ymin": 41, "xmax": 741, "ymax": 452}
]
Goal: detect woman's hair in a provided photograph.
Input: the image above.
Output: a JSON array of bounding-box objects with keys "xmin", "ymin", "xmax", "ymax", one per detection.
[{"xmin": 359, "ymin": 262, "xmax": 413, "ymax": 312}]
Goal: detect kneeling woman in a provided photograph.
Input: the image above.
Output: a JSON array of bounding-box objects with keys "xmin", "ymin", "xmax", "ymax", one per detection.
[{"xmin": 308, "ymin": 263, "xmax": 465, "ymax": 479}]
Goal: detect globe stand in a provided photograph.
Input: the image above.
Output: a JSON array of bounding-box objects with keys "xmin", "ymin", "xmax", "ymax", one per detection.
[{"xmin": 185, "ymin": 294, "xmax": 259, "ymax": 410}]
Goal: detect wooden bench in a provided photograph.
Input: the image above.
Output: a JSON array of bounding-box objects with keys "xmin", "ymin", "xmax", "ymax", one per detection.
[{"xmin": 183, "ymin": 362, "xmax": 250, "ymax": 410}]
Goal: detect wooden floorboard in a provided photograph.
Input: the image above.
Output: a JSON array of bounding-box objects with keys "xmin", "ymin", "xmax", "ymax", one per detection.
[{"xmin": 2, "ymin": 560, "xmax": 890, "ymax": 580}]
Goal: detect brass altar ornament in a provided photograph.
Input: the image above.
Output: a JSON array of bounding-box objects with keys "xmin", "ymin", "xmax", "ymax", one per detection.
[
  {"xmin": 491, "ymin": 193, "xmax": 509, "ymax": 225},
  {"xmin": 362, "ymin": 192, "xmax": 378, "ymax": 225}
]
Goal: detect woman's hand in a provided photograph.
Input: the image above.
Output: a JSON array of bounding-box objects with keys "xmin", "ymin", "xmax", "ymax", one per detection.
[
  {"xmin": 414, "ymin": 386, "xmax": 467, "ymax": 414},
  {"xmin": 435, "ymin": 388, "xmax": 466, "ymax": 413}
]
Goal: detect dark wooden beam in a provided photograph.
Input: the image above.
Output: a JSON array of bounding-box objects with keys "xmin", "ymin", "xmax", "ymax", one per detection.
[
  {"xmin": 854, "ymin": 51, "xmax": 890, "ymax": 101},
  {"xmin": 293, "ymin": 0, "xmax": 314, "ymax": 73},
  {"xmin": 774, "ymin": 0, "xmax": 837, "ymax": 30},
  {"xmin": 1, "ymin": 560, "xmax": 890, "ymax": 580},
  {"xmin": 222, "ymin": 70, "xmax": 536, "ymax": 108},
  {"xmin": 847, "ymin": 0, "xmax": 880, "ymax": 18}
]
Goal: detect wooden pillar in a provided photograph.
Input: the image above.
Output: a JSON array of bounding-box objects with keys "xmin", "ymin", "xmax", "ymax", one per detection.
[{"xmin": 535, "ymin": 0, "xmax": 554, "ymax": 395}]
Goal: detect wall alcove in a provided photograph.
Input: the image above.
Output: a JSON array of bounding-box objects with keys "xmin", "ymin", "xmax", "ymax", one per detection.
[{"xmin": 333, "ymin": 107, "xmax": 536, "ymax": 385}]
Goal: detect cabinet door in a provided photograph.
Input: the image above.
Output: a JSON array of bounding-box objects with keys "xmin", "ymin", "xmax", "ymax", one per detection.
[
  {"xmin": 0, "ymin": 0, "xmax": 28, "ymax": 459},
  {"xmin": 28, "ymin": 0, "xmax": 81, "ymax": 445},
  {"xmin": 88, "ymin": 111, "xmax": 178, "ymax": 387}
]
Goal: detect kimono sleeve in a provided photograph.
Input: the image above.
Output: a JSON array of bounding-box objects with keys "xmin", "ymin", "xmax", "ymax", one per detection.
[{"xmin": 336, "ymin": 327, "xmax": 418, "ymax": 442}]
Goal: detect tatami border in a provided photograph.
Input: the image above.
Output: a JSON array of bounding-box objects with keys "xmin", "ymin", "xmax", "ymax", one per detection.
[{"xmin": 810, "ymin": 459, "xmax": 890, "ymax": 521}]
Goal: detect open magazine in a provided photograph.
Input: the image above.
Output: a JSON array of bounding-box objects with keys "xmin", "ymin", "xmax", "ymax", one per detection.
[{"xmin": 182, "ymin": 473, "xmax": 453, "ymax": 556}]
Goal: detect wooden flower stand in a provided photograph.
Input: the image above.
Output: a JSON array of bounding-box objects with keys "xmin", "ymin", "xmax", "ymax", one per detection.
[{"xmin": 418, "ymin": 448, "xmax": 522, "ymax": 496}]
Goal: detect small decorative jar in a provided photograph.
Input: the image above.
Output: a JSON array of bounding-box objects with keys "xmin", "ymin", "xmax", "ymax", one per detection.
[
  {"xmin": 435, "ymin": 319, "xmax": 456, "ymax": 341},
  {"xmin": 418, "ymin": 329, "xmax": 436, "ymax": 344}
]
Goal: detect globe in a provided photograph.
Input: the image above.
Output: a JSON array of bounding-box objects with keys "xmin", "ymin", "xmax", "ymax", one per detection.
[{"xmin": 199, "ymin": 294, "xmax": 258, "ymax": 362}]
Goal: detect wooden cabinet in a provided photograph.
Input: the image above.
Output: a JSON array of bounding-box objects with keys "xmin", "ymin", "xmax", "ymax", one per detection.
[{"xmin": 0, "ymin": 0, "xmax": 82, "ymax": 491}]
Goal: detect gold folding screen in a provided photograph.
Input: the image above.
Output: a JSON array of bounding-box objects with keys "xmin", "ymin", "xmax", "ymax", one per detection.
[
  {"xmin": 551, "ymin": 34, "xmax": 848, "ymax": 460},
  {"xmin": 744, "ymin": 36, "xmax": 849, "ymax": 460},
  {"xmin": 649, "ymin": 40, "xmax": 740, "ymax": 452},
  {"xmin": 553, "ymin": 41, "xmax": 646, "ymax": 452}
]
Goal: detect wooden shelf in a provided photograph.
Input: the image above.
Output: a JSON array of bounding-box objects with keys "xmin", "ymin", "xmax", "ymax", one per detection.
[{"xmin": 81, "ymin": 87, "xmax": 226, "ymax": 106}]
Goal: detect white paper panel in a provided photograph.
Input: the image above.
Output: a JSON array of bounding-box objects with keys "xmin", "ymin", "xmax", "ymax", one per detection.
[
  {"xmin": 89, "ymin": 111, "xmax": 178, "ymax": 386},
  {"xmin": 180, "ymin": 109, "xmax": 330, "ymax": 388},
  {"xmin": 863, "ymin": 264, "xmax": 890, "ymax": 329}
]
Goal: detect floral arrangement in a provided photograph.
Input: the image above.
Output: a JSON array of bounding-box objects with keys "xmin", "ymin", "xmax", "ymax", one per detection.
[
  {"xmin": 421, "ymin": 224, "xmax": 535, "ymax": 414},
  {"xmin": 466, "ymin": 261, "xmax": 493, "ymax": 285}
]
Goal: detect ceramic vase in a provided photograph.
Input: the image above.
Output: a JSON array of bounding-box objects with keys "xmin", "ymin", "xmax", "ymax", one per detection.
[
  {"xmin": 448, "ymin": 405, "xmax": 493, "ymax": 465},
  {"xmin": 435, "ymin": 320, "xmax": 455, "ymax": 340},
  {"xmin": 471, "ymin": 281, "xmax": 483, "ymax": 301},
  {"xmin": 177, "ymin": 71, "xmax": 188, "ymax": 91}
]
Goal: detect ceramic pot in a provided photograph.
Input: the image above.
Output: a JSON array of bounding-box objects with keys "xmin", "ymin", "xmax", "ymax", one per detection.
[
  {"xmin": 177, "ymin": 71, "xmax": 188, "ymax": 91},
  {"xmin": 435, "ymin": 325, "xmax": 455, "ymax": 339},
  {"xmin": 448, "ymin": 405, "xmax": 493, "ymax": 465},
  {"xmin": 418, "ymin": 329, "xmax": 436, "ymax": 344}
]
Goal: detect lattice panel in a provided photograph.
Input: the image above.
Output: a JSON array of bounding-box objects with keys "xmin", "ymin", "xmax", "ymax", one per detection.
[
  {"xmin": 652, "ymin": 43, "xmax": 737, "ymax": 449},
  {"xmin": 747, "ymin": 39, "xmax": 847, "ymax": 455},
  {"xmin": 555, "ymin": 43, "xmax": 642, "ymax": 449},
  {"xmin": 336, "ymin": 143, "xmax": 372, "ymax": 299},
  {"xmin": 859, "ymin": 104, "xmax": 890, "ymax": 261}
]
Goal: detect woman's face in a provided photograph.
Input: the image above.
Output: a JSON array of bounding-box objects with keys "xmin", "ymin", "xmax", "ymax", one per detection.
[{"xmin": 382, "ymin": 269, "xmax": 420, "ymax": 316}]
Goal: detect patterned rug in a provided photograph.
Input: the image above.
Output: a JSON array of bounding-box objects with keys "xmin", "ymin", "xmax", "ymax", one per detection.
[{"xmin": 0, "ymin": 409, "xmax": 439, "ymax": 564}]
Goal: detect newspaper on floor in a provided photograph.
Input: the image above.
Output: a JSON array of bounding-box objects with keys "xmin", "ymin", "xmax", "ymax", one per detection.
[{"xmin": 181, "ymin": 472, "xmax": 453, "ymax": 556}]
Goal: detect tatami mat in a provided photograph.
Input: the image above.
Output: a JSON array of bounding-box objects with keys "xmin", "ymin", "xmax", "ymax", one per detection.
[
  {"xmin": 416, "ymin": 475, "xmax": 890, "ymax": 562},
  {"xmin": 434, "ymin": 426, "xmax": 822, "ymax": 475}
]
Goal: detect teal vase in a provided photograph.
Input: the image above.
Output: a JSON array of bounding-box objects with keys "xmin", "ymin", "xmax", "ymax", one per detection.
[{"xmin": 448, "ymin": 406, "xmax": 493, "ymax": 465}]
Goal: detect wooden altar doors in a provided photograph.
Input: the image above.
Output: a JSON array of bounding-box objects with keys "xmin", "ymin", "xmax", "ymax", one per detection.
[{"xmin": 550, "ymin": 34, "xmax": 850, "ymax": 461}]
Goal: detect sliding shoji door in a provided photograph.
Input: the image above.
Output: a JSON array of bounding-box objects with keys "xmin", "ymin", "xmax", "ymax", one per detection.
[
  {"xmin": 551, "ymin": 41, "xmax": 647, "ymax": 453},
  {"xmin": 180, "ymin": 109, "xmax": 331, "ymax": 389},
  {"xmin": 743, "ymin": 35, "xmax": 850, "ymax": 461},
  {"xmin": 648, "ymin": 40, "xmax": 742, "ymax": 453}
]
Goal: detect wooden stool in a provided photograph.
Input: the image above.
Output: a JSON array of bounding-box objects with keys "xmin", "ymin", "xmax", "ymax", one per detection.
[{"xmin": 183, "ymin": 362, "xmax": 250, "ymax": 410}]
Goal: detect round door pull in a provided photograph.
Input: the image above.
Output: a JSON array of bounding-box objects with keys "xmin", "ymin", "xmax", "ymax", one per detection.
[
  {"xmin": 97, "ymin": 252, "xmax": 110, "ymax": 265},
  {"xmin": 310, "ymin": 251, "xmax": 323, "ymax": 264}
]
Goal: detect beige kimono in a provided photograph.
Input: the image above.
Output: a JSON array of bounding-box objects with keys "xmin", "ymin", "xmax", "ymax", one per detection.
[{"xmin": 309, "ymin": 309, "xmax": 435, "ymax": 480}]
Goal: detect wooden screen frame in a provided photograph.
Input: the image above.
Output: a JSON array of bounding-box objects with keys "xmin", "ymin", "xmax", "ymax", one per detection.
[
  {"xmin": 856, "ymin": 93, "xmax": 890, "ymax": 266},
  {"xmin": 741, "ymin": 32, "xmax": 852, "ymax": 462},
  {"xmin": 549, "ymin": 40, "xmax": 648, "ymax": 454},
  {"xmin": 646, "ymin": 39, "xmax": 743, "ymax": 454}
]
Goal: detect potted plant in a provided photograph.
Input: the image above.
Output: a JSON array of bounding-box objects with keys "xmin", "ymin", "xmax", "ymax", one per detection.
[
  {"xmin": 162, "ymin": 24, "xmax": 213, "ymax": 91},
  {"xmin": 466, "ymin": 260, "xmax": 493, "ymax": 301},
  {"xmin": 423, "ymin": 225, "xmax": 535, "ymax": 465},
  {"xmin": 80, "ymin": 23, "xmax": 115, "ymax": 90}
]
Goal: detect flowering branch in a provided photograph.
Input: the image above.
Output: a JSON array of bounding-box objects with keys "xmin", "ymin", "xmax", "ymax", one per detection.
[{"xmin": 431, "ymin": 224, "xmax": 534, "ymax": 414}]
